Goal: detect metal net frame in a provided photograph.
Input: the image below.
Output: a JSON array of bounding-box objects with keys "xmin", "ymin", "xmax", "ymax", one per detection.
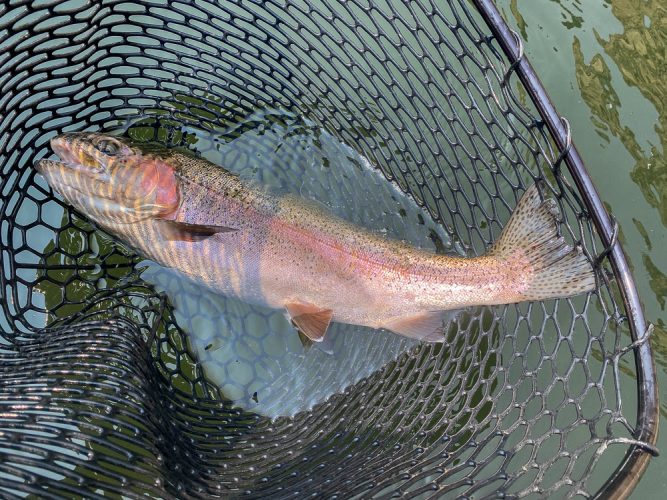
[{"xmin": 0, "ymin": 0, "xmax": 658, "ymax": 498}]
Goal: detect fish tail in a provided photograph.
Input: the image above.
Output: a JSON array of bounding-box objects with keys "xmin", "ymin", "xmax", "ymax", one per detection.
[{"xmin": 491, "ymin": 183, "xmax": 596, "ymax": 300}]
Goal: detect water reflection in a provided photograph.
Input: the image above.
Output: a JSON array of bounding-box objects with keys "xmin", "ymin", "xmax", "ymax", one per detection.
[
  {"xmin": 504, "ymin": 0, "xmax": 667, "ymax": 473},
  {"xmin": 573, "ymin": 1, "xmax": 666, "ymax": 226},
  {"xmin": 643, "ymin": 254, "xmax": 666, "ymax": 311},
  {"xmin": 569, "ymin": 1, "xmax": 666, "ymax": 374}
]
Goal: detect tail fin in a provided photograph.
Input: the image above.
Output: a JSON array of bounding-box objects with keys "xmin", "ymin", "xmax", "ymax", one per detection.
[{"xmin": 491, "ymin": 184, "xmax": 596, "ymax": 300}]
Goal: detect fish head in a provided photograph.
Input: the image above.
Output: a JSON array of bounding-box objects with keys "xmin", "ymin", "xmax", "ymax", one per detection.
[{"xmin": 35, "ymin": 132, "xmax": 179, "ymax": 224}]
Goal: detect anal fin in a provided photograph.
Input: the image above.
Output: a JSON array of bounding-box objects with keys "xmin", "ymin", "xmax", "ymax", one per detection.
[
  {"xmin": 383, "ymin": 311, "xmax": 447, "ymax": 342},
  {"xmin": 285, "ymin": 301, "xmax": 333, "ymax": 342}
]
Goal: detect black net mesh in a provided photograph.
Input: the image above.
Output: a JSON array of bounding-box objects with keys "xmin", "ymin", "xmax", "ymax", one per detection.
[{"xmin": 0, "ymin": 0, "xmax": 657, "ymax": 498}]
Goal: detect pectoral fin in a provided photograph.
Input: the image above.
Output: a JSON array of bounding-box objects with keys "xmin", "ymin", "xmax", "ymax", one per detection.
[
  {"xmin": 383, "ymin": 311, "xmax": 447, "ymax": 342},
  {"xmin": 285, "ymin": 301, "xmax": 333, "ymax": 342},
  {"xmin": 157, "ymin": 219, "xmax": 237, "ymax": 242}
]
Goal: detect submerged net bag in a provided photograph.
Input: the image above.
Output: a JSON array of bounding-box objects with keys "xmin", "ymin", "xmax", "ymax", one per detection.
[{"xmin": 0, "ymin": 0, "xmax": 659, "ymax": 498}]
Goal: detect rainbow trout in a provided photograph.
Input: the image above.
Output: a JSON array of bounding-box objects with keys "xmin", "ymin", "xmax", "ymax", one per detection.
[{"xmin": 36, "ymin": 133, "xmax": 595, "ymax": 342}]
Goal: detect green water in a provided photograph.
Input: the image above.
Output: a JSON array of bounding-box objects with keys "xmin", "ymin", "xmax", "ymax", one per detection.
[{"xmin": 498, "ymin": 0, "xmax": 666, "ymax": 495}]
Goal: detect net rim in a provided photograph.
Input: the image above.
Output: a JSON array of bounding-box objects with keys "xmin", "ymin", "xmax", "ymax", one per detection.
[{"xmin": 472, "ymin": 1, "xmax": 660, "ymax": 497}]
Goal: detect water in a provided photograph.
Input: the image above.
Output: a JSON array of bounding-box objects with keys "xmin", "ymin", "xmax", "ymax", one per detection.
[
  {"xmin": 35, "ymin": 107, "xmax": 462, "ymax": 418},
  {"xmin": 498, "ymin": 0, "xmax": 666, "ymax": 495}
]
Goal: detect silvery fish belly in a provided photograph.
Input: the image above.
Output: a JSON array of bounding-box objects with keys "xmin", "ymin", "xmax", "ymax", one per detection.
[{"xmin": 35, "ymin": 132, "xmax": 596, "ymax": 344}]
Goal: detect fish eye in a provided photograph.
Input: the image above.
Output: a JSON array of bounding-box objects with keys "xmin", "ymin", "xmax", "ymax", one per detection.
[{"xmin": 96, "ymin": 139, "xmax": 121, "ymax": 156}]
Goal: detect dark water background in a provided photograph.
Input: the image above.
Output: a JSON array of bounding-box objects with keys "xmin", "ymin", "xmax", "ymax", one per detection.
[{"xmin": 498, "ymin": 0, "xmax": 666, "ymax": 495}]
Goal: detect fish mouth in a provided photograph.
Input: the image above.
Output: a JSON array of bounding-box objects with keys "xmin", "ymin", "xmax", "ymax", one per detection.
[
  {"xmin": 35, "ymin": 134, "xmax": 109, "ymax": 187},
  {"xmin": 35, "ymin": 157, "xmax": 103, "ymax": 178},
  {"xmin": 34, "ymin": 136, "xmax": 115, "ymax": 209}
]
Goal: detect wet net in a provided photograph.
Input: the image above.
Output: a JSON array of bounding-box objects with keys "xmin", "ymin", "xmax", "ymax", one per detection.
[{"xmin": 0, "ymin": 0, "xmax": 658, "ymax": 498}]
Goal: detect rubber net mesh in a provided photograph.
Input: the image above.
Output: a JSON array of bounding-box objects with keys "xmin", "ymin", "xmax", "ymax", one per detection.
[{"xmin": 0, "ymin": 0, "xmax": 650, "ymax": 498}]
